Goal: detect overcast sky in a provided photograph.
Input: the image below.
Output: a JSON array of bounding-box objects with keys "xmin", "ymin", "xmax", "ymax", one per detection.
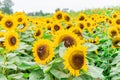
[{"xmin": 11, "ymin": 0, "xmax": 120, "ymax": 13}]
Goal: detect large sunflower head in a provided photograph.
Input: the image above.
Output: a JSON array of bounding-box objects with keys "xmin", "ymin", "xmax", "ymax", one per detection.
[
  {"xmin": 32, "ymin": 39, "xmax": 54, "ymax": 65},
  {"xmin": 4, "ymin": 31, "xmax": 19, "ymax": 51},
  {"xmin": 54, "ymin": 30, "xmax": 83, "ymax": 48},
  {"xmin": 63, "ymin": 45, "xmax": 87, "ymax": 76},
  {"xmin": 108, "ymin": 27, "xmax": 119, "ymax": 38},
  {"xmin": 1, "ymin": 15, "xmax": 17, "ymax": 31},
  {"xmin": 112, "ymin": 36, "xmax": 120, "ymax": 48}
]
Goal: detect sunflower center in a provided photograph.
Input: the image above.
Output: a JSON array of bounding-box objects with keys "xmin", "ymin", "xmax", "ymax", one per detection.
[
  {"xmin": 18, "ymin": 18, "xmax": 22, "ymax": 22},
  {"xmin": 5, "ymin": 20, "xmax": 13, "ymax": 28},
  {"xmin": 37, "ymin": 45, "xmax": 49, "ymax": 60},
  {"xmin": 73, "ymin": 30, "xmax": 82, "ymax": 38},
  {"xmin": 65, "ymin": 16, "xmax": 70, "ymax": 21},
  {"xmin": 87, "ymin": 23, "xmax": 91, "ymax": 27},
  {"xmin": 79, "ymin": 24, "xmax": 84, "ymax": 29},
  {"xmin": 111, "ymin": 31, "xmax": 117, "ymax": 37},
  {"xmin": 48, "ymin": 27, "xmax": 51, "ymax": 30},
  {"xmin": 62, "ymin": 36, "xmax": 75, "ymax": 47},
  {"xmin": 0, "ymin": 16, "xmax": 3, "ymax": 21},
  {"xmin": 116, "ymin": 19, "xmax": 120, "ymax": 25},
  {"xmin": 54, "ymin": 25, "xmax": 60, "ymax": 31},
  {"xmin": 79, "ymin": 16, "xmax": 84, "ymax": 21},
  {"xmin": 113, "ymin": 15, "xmax": 117, "ymax": 18},
  {"xmin": 57, "ymin": 13, "xmax": 62, "ymax": 20},
  {"xmin": 10, "ymin": 36, "xmax": 16, "ymax": 45},
  {"xmin": 35, "ymin": 30, "xmax": 41, "ymax": 36},
  {"xmin": 69, "ymin": 52, "xmax": 84, "ymax": 70}
]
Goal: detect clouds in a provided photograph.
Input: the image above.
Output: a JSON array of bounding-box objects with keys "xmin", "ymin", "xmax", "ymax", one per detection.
[{"xmin": 12, "ymin": 0, "xmax": 120, "ymax": 13}]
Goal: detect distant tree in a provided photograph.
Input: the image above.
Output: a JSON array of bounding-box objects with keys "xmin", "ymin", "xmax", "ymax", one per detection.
[
  {"xmin": 1, "ymin": 0, "xmax": 14, "ymax": 14},
  {"xmin": 55, "ymin": 8, "xmax": 60, "ymax": 12}
]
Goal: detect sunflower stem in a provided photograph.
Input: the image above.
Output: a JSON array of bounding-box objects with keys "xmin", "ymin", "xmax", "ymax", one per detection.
[{"xmin": 2, "ymin": 52, "xmax": 7, "ymax": 75}]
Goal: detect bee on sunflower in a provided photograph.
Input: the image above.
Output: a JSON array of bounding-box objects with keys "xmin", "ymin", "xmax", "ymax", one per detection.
[
  {"xmin": 63, "ymin": 45, "xmax": 88, "ymax": 76},
  {"xmin": 32, "ymin": 39, "xmax": 54, "ymax": 65}
]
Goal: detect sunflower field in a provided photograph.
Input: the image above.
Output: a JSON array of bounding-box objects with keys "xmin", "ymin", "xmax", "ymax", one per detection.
[{"xmin": 0, "ymin": 7, "xmax": 120, "ymax": 80}]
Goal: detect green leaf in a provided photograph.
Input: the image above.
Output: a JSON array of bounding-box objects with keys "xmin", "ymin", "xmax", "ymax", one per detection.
[
  {"xmin": 18, "ymin": 62, "xmax": 38, "ymax": 70},
  {"xmin": 0, "ymin": 74, "xmax": 7, "ymax": 80},
  {"xmin": 5, "ymin": 64, "xmax": 17, "ymax": 70},
  {"xmin": 8, "ymin": 73, "xmax": 23, "ymax": 79},
  {"xmin": 88, "ymin": 65, "xmax": 104, "ymax": 79},
  {"xmin": 84, "ymin": 43, "xmax": 98, "ymax": 51},
  {"xmin": 111, "ymin": 53, "xmax": 120, "ymax": 65},
  {"xmin": 29, "ymin": 69, "xmax": 44, "ymax": 80},
  {"xmin": 58, "ymin": 43, "xmax": 66, "ymax": 57},
  {"xmin": 50, "ymin": 69, "xmax": 69, "ymax": 79}
]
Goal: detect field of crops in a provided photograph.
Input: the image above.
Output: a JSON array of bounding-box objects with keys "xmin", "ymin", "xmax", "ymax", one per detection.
[{"xmin": 0, "ymin": 7, "xmax": 120, "ymax": 80}]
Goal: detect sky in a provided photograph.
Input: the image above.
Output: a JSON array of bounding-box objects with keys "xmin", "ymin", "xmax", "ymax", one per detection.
[{"xmin": 11, "ymin": 0, "xmax": 120, "ymax": 13}]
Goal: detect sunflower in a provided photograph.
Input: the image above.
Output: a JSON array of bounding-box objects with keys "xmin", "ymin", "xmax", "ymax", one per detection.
[
  {"xmin": 0, "ymin": 11, "xmax": 4, "ymax": 22},
  {"xmin": 54, "ymin": 30, "xmax": 83, "ymax": 48},
  {"xmin": 112, "ymin": 36, "xmax": 120, "ymax": 48},
  {"xmin": 77, "ymin": 21, "xmax": 86, "ymax": 32},
  {"xmin": 63, "ymin": 45, "xmax": 87, "ymax": 76},
  {"xmin": 89, "ymin": 36, "xmax": 100, "ymax": 44},
  {"xmin": 78, "ymin": 13, "xmax": 87, "ymax": 21},
  {"xmin": 54, "ymin": 11, "xmax": 64, "ymax": 21},
  {"xmin": 64, "ymin": 13, "xmax": 71, "ymax": 22},
  {"xmin": 108, "ymin": 27, "xmax": 119, "ymax": 38},
  {"xmin": 51, "ymin": 23, "xmax": 63, "ymax": 34},
  {"xmin": 69, "ymin": 27, "xmax": 83, "ymax": 40},
  {"xmin": 112, "ymin": 11, "xmax": 120, "ymax": 19},
  {"xmin": 34, "ymin": 27, "xmax": 43, "ymax": 39},
  {"xmin": 4, "ymin": 31, "xmax": 19, "ymax": 51},
  {"xmin": 1, "ymin": 15, "xmax": 17, "ymax": 31},
  {"xmin": 113, "ymin": 17, "xmax": 120, "ymax": 27},
  {"xmin": 15, "ymin": 14, "xmax": 26, "ymax": 24},
  {"xmin": 64, "ymin": 22, "xmax": 74, "ymax": 30},
  {"xmin": 17, "ymin": 19, "xmax": 29, "ymax": 32},
  {"xmin": 32, "ymin": 39, "xmax": 54, "ymax": 65}
]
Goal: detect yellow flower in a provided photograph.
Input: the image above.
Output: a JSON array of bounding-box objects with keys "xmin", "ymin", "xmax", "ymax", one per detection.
[
  {"xmin": 53, "ymin": 11, "xmax": 64, "ymax": 21},
  {"xmin": 32, "ymin": 39, "xmax": 54, "ymax": 65},
  {"xmin": 64, "ymin": 13, "xmax": 71, "ymax": 22},
  {"xmin": 51, "ymin": 22, "xmax": 63, "ymax": 34},
  {"xmin": 108, "ymin": 27, "xmax": 119, "ymax": 38},
  {"xmin": 112, "ymin": 36, "xmax": 120, "ymax": 48},
  {"xmin": 76, "ymin": 21, "xmax": 86, "ymax": 32},
  {"xmin": 63, "ymin": 45, "xmax": 88, "ymax": 76},
  {"xmin": 78, "ymin": 13, "xmax": 87, "ymax": 21},
  {"xmin": 54, "ymin": 30, "xmax": 83, "ymax": 48},
  {"xmin": 34, "ymin": 27, "xmax": 43, "ymax": 39},
  {"xmin": 1, "ymin": 15, "xmax": 17, "ymax": 31},
  {"xmin": 4, "ymin": 31, "xmax": 19, "ymax": 51},
  {"xmin": 17, "ymin": 19, "xmax": 29, "ymax": 32}
]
